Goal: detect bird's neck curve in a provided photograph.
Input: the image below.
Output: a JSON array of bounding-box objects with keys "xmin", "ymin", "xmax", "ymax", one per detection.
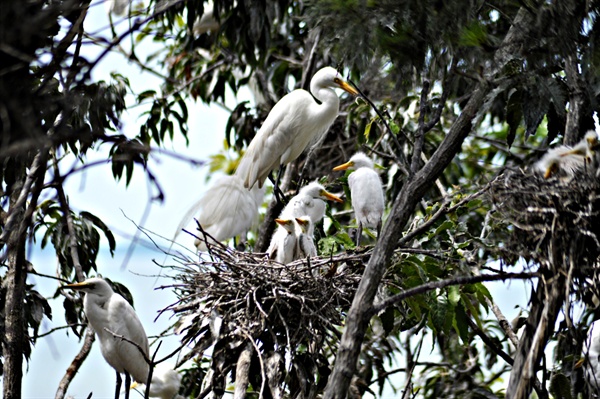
[{"xmin": 310, "ymin": 86, "xmax": 340, "ymax": 113}]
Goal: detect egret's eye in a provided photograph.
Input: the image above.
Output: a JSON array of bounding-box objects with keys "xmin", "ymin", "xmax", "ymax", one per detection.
[{"xmin": 333, "ymin": 77, "xmax": 341, "ymax": 84}]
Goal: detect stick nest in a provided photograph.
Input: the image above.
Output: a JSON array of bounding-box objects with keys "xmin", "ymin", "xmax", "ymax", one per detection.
[
  {"xmin": 489, "ymin": 167, "xmax": 600, "ymax": 275},
  {"xmin": 168, "ymin": 242, "xmax": 373, "ymax": 394}
]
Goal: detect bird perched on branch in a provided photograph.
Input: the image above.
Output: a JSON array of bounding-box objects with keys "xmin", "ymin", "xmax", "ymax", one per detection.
[
  {"xmin": 192, "ymin": 67, "xmax": 357, "ymax": 250},
  {"xmin": 535, "ymin": 130, "xmax": 599, "ymax": 179},
  {"xmin": 64, "ymin": 278, "xmax": 149, "ymax": 399},
  {"xmin": 333, "ymin": 152, "xmax": 385, "ymax": 245},
  {"xmin": 583, "ymin": 319, "xmax": 600, "ymax": 393}
]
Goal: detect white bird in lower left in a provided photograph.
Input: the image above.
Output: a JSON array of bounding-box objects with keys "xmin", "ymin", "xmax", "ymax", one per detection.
[{"xmin": 64, "ymin": 277, "xmax": 149, "ymax": 399}]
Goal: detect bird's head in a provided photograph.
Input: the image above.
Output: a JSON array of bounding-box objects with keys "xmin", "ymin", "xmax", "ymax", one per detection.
[
  {"xmin": 63, "ymin": 277, "xmax": 113, "ymax": 296},
  {"xmin": 275, "ymin": 218, "xmax": 295, "ymax": 233},
  {"xmin": 295, "ymin": 216, "xmax": 313, "ymax": 234},
  {"xmin": 300, "ymin": 182, "xmax": 343, "ymax": 203},
  {"xmin": 585, "ymin": 130, "xmax": 600, "ymax": 150},
  {"xmin": 543, "ymin": 157, "xmax": 560, "ymax": 179},
  {"xmin": 312, "ymin": 67, "xmax": 359, "ymax": 97},
  {"xmin": 333, "ymin": 152, "xmax": 374, "ymax": 171}
]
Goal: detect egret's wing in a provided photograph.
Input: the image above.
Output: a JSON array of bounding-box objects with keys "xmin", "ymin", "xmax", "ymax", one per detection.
[
  {"xmin": 194, "ymin": 175, "xmax": 265, "ymax": 250},
  {"xmin": 349, "ymin": 168, "xmax": 384, "ymax": 228},
  {"xmin": 108, "ymin": 295, "xmax": 150, "ymax": 382},
  {"xmin": 235, "ymin": 95, "xmax": 294, "ymax": 188}
]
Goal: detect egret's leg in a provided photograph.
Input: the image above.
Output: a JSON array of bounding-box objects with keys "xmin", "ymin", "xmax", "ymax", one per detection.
[
  {"xmin": 356, "ymin": 222, "xmax": 363, "ymax": 246},
  {"xmin": 269, "ymin": 165, "xmax": 287, "ymax": 204},
  {"xmin": 115, "ymin": 372, "xmax": 122, "ymax": 399},
  {"xmin": 377, "ymin": 219, "xmax": 382, "ymax": 238},
  {"xmin": 124, "ymin": 372, "xmax": 131, "ymax": 399}
]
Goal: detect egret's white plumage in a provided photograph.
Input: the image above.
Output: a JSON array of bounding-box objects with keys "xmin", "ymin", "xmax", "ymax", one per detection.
[
  {"xmin": 295, "ymin": 216, "xmax": 317, "ymax": 258},
  {"xmin": 584, "ymin": 320, "xmax": 600, "ymax": 393},
  {"xmin": 535, "ymin": 131, "xmax": 599, "ymax": 179},
  {"xmin": 191, "ymin": 175, "xmax": 265, "ymax": 251},
  {"xmin": 65, "ymin": 278, "xmax": 149, "ymax": 399},
  {"xmin": 333, "ymin": 152, "xmax": 385, "ymax": 244},
  {"xmin": 190, "ymin": 67, "xmax": 355, "ymax": 250},
  {"xmin": 131, "ymin": 363, "xmax": 182, "ymax": 399},
  {"xmin": 268, "ymin": 182, "xmax": 342, "ymax": 252},
  {"xmin": 235, "ymin": 67, "xmax": 359, "ymax": 189},
  {"xmin": 279, "ymin": 182, "xmax": 343, "ymax": 230},
  {"xmin": 105, "ymin": 0, "xmax": 130, "ymax": 16},
  {"xmin": 267, "ymin": 218, "xmax": 298, "ymax": 264}
]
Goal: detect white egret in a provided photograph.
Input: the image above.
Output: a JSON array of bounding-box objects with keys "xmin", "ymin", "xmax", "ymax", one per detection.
[
  {"xmin": 267, "ymin": 218, "xmax": 298, "ymax": 264},
  {"xmin": 584, "ymin": 320, "xmax": 600, "ymax": 393},
  {"xmin": 235, "ymin": 66, "xmax": 359, "ymax": 189},
  {"xmin": 131, "ymin": 363, "xmax": 182, "ymax": 399},
  {"xmin": 105, "ymin": 0, "xmax": 130, "ymax": 16},
  {"xmin": 535, "ymin": 131, "xmax": 599, "ymax": 179},
  {"xmin": 64, "ymin": 278, "xmax": 149, "ymax": 399},
  {"xmin": 190, "ymin": 175, "xmax": 265, "ymax": 251},
  {"xmin": 279, "ymin": 181, "xmax": 343, "ymax": 231},
  {"xmin": 295, "ymin": 216, "xmax": 317, "ymax": 258},
  {"xmin": 191, "ymin": 67, "xmax": 355, "ymax": 250},
  {"xmin": 333, "ymin": 152, "xmax": 385, "ymax": 245}
]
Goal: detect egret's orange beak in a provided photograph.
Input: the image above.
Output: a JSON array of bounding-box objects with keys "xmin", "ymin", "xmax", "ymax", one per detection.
[
  {"xmin": 320, "ymin": 190, "xmax": 343, "ymax": 203},
  {"xmin": 332, "ymin": 160, "xmax": 354, "ymax": 172},
  {"xmin": 334, "ymin": 77, "xmax": 359, "ymax": 96},
  {"xmin": 63, "ymin": 281, "xmax": 91, "ymax": 290},
  {"xmin": 275, "ymin": 218, "xmax": 293, "ymax": 227}
]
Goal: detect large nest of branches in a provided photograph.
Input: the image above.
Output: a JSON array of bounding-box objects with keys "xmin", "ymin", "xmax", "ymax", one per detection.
[
  {"xmin": 489, "ymin": 167, "xmax": 600, "ymax": 289},
  {"xmin": 167, "ymin": 242, "xmax": 373, "ymax": 397}
]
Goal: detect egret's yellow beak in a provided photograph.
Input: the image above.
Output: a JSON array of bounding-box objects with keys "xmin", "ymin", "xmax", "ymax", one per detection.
[
  {"xmin": 332, "ymin": 160, "xmax": 354, "ymax": 172},
  {"xmin": 275, "ymin": 218, "xmax": 293, "ymax": 226},
  {"xmin": 320, "ymin": 189, "xmax": 343, "ymax": 203},
  {"xmin": 335, "ymin": 79, "xmax": 359, "ymax": 96},
  {"xmin": 63, "ymin": 281, "xmax": 91, "ymax": 290},
  {"xmin": 544, "ymin": 163, "xmax": 558, "ymax": 179},
  {"xmin": 295, "ymin": 218, "xmax": 309, "ymax": 227},
  {"xmin": 574, "ymin": 357, "xmax": 585, "ymax": 369}
]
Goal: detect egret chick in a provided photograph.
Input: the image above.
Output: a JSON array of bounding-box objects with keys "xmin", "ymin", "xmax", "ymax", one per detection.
[
  {"xmin": 333, "ymin": 152, "xmax": 385, "ymax": 245},
  {"xmin": 64, "ymin": 278, "xmax": 149, "ymax": 399},
  {"xmin": 235, "ymin": 67, "xmax": 359, "ymax": 189},
  {"xmin": 535, "ymin": 146, "xmax": 587, "ymax": 179},
  {"xmin": 279, "ymin": 182, "xmax": 343, "ymax": 232},
  {"xmin": 267, "ymin": 218, "xmax": 298, "ymax": 264},
  {"xmin": 295, "ymin": 216, "xmax": 317, "ymax": 259},
  {"xmin": 131, "ymin": 363, "xmax": 182, "ymax": 399},
  {"xmin": 269, "ymin": 182, "xmax": 342, "ymax": 252},
  {"xmin": 561, "ymin": 130, "xmax": 600, "ymax": 167},
  {"xmin": 584, "ymin": 320, "xmax": 600, "ymax": 393}
]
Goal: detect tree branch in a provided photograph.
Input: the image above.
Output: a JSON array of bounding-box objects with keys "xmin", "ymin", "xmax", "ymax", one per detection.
[{"xmin": 323, "ymin": 7, "xmax": 536, "ymax": 398}]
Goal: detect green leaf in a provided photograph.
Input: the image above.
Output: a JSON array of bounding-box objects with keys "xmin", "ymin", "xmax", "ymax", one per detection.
[
  {"xmin": 428, "ymin": 219, "xmax": 454, "ymax": 239},
  {"xmin": 453, "ymin": 303, "xmax": 470, "ymax": 344},
  {"xmin": 80, "ymin": 211, "xmax": 116, "ymax": 255},
  {"xmin": 505, "ymin": 89, "xmax": 522, "ymax": 148},
  {"xmin": 364, "ymin": 119, "xmax": 373, "ymax": 140},
  {"xmin": 448, "ymin": 285, "xmax": 460, "ymax": 306}
]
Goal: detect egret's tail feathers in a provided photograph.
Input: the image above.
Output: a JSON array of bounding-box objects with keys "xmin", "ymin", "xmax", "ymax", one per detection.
[{"xmin": 193, "ymin": 175, "xmax": 265, "ymax": 251}]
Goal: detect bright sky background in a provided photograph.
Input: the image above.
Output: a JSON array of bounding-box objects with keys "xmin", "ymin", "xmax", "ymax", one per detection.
[{"xmin": 18, "ymin": 2, "xmax": 529, "ymax": 398}]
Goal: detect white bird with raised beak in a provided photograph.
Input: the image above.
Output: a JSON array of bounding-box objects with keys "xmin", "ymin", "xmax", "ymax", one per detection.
[
  {"xmin": 535, "ymin": 130, "xmax": 599, "ymax": 179},
  {"xmin": 267, "ymin": 218, "xmax": 298, "ymax": 264}
]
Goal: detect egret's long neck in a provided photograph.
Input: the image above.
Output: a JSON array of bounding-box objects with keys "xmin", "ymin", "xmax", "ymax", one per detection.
[{"xmin": 311, "ymin": 86, "xmax": 340, "ymax": 114}]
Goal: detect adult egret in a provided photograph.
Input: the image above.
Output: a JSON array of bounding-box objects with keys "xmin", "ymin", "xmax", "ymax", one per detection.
[
  {"xmin": 267, "ymin": 218, "xmax": 298, "ymax": 264},
  {"xmin": 64, "ymin": 278, "xmax": 149, "ymax": 399},
  {"xmin": 584, "ymin": 320, "xmax": 600, "ymax": 393},
  {"xmin": 333, "ymin": 152, "xmax": 385, "ymax": 245},
  {"xmin": 131, "ymin": 363, "xmax": 182, "ymax": 399},
  {"xmin": 295, "ymin": 216, "xmax": 317, "ymax": 258},
  {"xmin": 192, "ymin": 67, "xmax": 355, "ymax": 249},
  {"xmin": 535, "ymin": 131, "xmax": 599, "ymax": 178},
  {"xmin": 191, "ymin": 175, "xmax": 265, "ymax": 251},
  {"xmin": 235, "ymin": 66, "xmax": 359, "ymax": 189}
]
